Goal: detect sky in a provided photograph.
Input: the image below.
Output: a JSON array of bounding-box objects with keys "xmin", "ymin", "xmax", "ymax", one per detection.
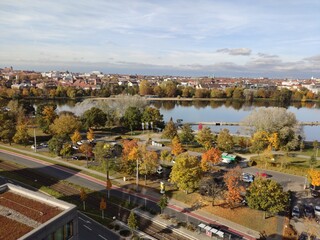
[{"xmin": 0, "ymin": 0, "xmax": 319, "ymax": 78}]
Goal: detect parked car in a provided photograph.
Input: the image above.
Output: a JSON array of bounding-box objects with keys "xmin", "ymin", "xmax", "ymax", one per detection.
[
  {"xmin": 314, "ymin": 205, "xmax": 320, "ymax": 217},
  {"xmin": 156, "ymin": 166, "xmax": 163, "ymax": 174},
  {"xmin": 292, "ymin": 205, "xmax": 303, "ymax": 218},
  {"xmin": 304, "ymin": 204, "xmax": 315, "ymax": 218},
  {"xmin": 39, "ymin": 142, "xmax": 48, "ymax": 148},
  {"xmin": 71, "ymin": 156, "xmax": 79, "ymax": 160},
  {"xmin": 299, "ymin": 232, "xmax": 309, "ymax": 240},
  {"xmin": 242, "ymin": 173, "xmax": 255, "ymax": 183}
]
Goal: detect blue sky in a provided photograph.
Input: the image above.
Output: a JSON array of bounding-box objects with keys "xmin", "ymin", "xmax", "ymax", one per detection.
[{"xmin": 0, "ymin": 0, "xmax": 319, "ymax": 78}]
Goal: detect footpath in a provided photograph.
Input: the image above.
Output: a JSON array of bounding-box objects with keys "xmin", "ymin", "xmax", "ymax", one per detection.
[{"xmin": 0, "ymin": 144, "xmax": 261, "ymax": 239}]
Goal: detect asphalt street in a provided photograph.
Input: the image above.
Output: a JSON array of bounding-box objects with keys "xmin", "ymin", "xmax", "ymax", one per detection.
[{"xmin": 78, "ymin": 212, "xmax": 120, "ymax": 240}]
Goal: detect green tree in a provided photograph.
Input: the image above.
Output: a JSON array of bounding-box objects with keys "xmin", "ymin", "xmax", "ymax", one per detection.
[
  {"xmin": 310, "ymin": 155, "xmax": 317, "ymax": 169},
  {"xmin": 217, "ymin": 128, "xmax": 234, "ymax": 152},
  {"xmin": 122, "ymin": 106, "xmax": 142, "ymax": 132},
  {"xmin": 246, "ymin": 178, "xmax": 289, "ymax": 217},
  {"xmin": 170, "ymin": 153, "xmax": 201, "ymax": 193},
  {"xmin": 179, "ymin": 124, "xmax": 194, "ymax": 145},
  {"xmin": 0, "ymin": 111, "xmax": 16, "ymax": 144},
  {"xmin": 141, "ymin": 107, "xmax": 164, "ymax": 130},
  {"xmin": 48, "ymin": 135, "xmax": 68, "ymax": 155},
  {"xmin": 162, "ymin": 118, "xmax": 177, "ymax": 139},
  {"xmin": 81, "ymin": 107, "xmax": 106, "ymax": 129},
  {"xmin": 50, "ymin": 113, "xmax": 81, "ymax": 136},
  {"xmin": 139, "ymin": 146, "xmax": 158, "ymax": 185},
  {"xmin": 196, "ymin": 126, "xmax": 214, "ymax": 149},
  {"xmin": 127, "ymin": 211, "xmax": 138, "ymax": 234},
  {"xmin": 60, "ymin": 143, "xmax": 72, "ymax": 158},
  {"xmin": 158, "ymin": 194, "xmax": 169, "ymax": 214}
]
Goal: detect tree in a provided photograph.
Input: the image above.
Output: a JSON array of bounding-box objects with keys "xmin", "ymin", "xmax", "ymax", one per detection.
[
  {"xmin": 309, "ymin": 169, "xmax": 320, "ymax": 186},
  {"xmin": 216, "ymin": 128, "xmax": 234, "ymax": 152},
  {"xmin": 141, "ymin": 107, "xmax": 164, "ymax": 130},
  {"xmin": 170, "ymin": 153, "xmax": 201, "ymax": 193},
  {"xmin": 199, "ymin": 175, "xmax": 224, "ymax": 206},
  {"xmin": 309, "ymin": 155, "xmax": 317, "ymax": 169},
  {"xmin": 71, "ymin": 130, "xmax": 82, "ymax": 145},
  {"xmin": 158, "ymin": 194, "xmax": 169, "ymax": 214},
  {"xmin": 81, "ymin": 107, "xmax": 106, "ymax": 129},
  {"xmin": 196, "ymin": 126, "xmax": 214, "ymax": 149},
  {"xmin": 162, "ymin": 118, "xmax": 177, "ymax": 139},
  {"xmin": 80, "ymin": 188, "xmax": 87, "ymax": 211},
  {"xmin": 0, "ymin": 111, "xmax": 16, "ymax": 144},
  {"xmin": 139, "ymin": 146, "xmax": 159, "ymax": 185},
  {"xmin": 13, "ymin": 122, "xmax": 30, "ymax": 146},
  {"xmin": 80, "ymin": 143, "xmax": 93, "ymax": 167},
  {"xmin": 160, "ymin": 150, "xmax": 173, "ymax": 163},
  {"xmin": 223, "ymin": 166, "xmax": 245, "ymax": 207},
  {"xmin": 250, "ymin": 131, "xmax": 269, "ymax": 153},
  {"xmin": 36, "ymin": 104, "xmax": 57, "ymax": 134},
  {"xmin": 121, "ymin": 139, "xmax": 139, "ymax": 175},
  {"xmin": 201, "ymin": 148, "xmax": 221, "ymax": 172},
  {"xmin": 246, "ymin": 178, "xmax": 289, "ymax": 217},
  {"xmin": 179, "ymin": 124, "xmax": 194, "ymax": 145},
  {"xmin": 171, "ymin": 136, "xmax": 184, "ymax": 156},
  {"xmin": 48, "ymin": 135, "xmax": 68, "ymax": 155},
  {"xmin": 127, "ymin": 211, "xmax": 138, "ymax": 234},
  {"xmin": 60, "ymin": 143, "xmax": 72, "ymax": 158},
  {"xmin": 139, "ymin": 80, "xmax": 153, "ymax": 96},
  {"xmin": 122, "ymin": 106, "xmax": 142, "ymax": 132},
  {"xmin": 100, "ymin": 198, "xmax": 106, "ymax": 219},
  {"xmin": 50, "ymin": 113, "xmax": 81, "ymax": 136},
  {"xmin": 87, "ymin": 128, "xmax": 95, "ymax": 142},
  {"xmin": 241, "ymin": 107, "xmax": 299, "ymax": 150}
]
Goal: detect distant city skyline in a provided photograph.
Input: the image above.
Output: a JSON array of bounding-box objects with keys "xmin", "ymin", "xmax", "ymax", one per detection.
[{"xmin": 0, "ymin": 0, "xmax": 319, "ymax": 78}]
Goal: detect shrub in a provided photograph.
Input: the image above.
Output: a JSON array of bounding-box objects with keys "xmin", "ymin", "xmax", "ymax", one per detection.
[
  {"xmin": 160, "ymin": 213, "xmax": 170, "ymax": 220},
  {"xmin": 114, "ymin": 224, "xmax": 121, "ymax": 231},
  {"xmin": 186, "ymin": 223, "xmax": 196, "ymax": 232},
  {"xmin": 119, "ymin": 229, "xmax": 131, "ymax": 237}
]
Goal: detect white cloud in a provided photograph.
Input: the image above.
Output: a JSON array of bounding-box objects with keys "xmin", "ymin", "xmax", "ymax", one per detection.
[{"xmin": 217, "ymin": 48, "xmax": 252, "ymax": 56}]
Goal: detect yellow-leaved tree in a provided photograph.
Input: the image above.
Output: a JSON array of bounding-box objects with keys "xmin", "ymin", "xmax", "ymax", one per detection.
[
  {"xmin": 309, "ymin": 169, "xmax": 320, "ymax": 186},
  {"xmin": 171, "ymin": 136, "xmax": 184, "ymax": 156}
]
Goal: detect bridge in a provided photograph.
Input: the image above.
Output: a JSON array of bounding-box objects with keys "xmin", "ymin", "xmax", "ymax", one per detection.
[{"xmin": 185, "ymin": 121, "xmax": 320, "ymax": 126}]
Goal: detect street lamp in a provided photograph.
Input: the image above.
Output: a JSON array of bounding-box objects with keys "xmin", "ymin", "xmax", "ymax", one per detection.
[
  {"xmin": 33, "ymin": 126, "xmax": 37, "ymax": 152},
  {"xmin": 103, "ymin": 144, "xmax": 112, "ymax": 198}
]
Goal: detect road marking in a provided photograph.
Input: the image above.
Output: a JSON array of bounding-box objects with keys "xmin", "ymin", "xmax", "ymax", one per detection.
[
  {"xmin": 98, "ymin": 234, "xmax": 108, "ymax": 240},
  {"xmin": 79, "ymin": 217, "xmax": 91, "ymax": 224},
  {"xmin": 83, "ymin": 225, "xmax": 92, "ymax": 231}
]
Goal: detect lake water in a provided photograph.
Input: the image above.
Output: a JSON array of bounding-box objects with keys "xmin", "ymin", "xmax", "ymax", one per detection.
[{"xmin": 49, "ymin": 99, "xmax": 320, "ymax": 141}]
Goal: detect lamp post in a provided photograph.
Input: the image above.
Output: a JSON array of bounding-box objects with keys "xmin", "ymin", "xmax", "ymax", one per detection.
[
  {"xmin": 103, "ymin": 144, "xmax": 112, "ymax": 198},
  {"xmin": 33, "ymin": 127, "xmax": 37, "ymax": 153},
  {"xmin": 136, "ymin": 158, "xmax": 139, "ymax": 191}
]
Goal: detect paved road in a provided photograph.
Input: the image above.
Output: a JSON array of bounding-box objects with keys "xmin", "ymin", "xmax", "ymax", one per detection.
[
  {"xmin": 0, "ymin": 149, "xmax": 248, "ymax": 239},
  {"xmin": 78, "ymin": 212, "xmax": 120, "ymax": 240}
]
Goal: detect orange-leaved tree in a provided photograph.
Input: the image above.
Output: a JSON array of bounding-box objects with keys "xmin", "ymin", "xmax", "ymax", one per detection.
[
  {"xmin": 87, "ymin": 128, "xmax": 95, "ymax": 142},
  {"xmin": 201, "ymin": 147, "xmax": 221, "ymax": 172},
  {"xmin": 121, "ymin": 139, "xmax": 139, "ymax": 175},
  {"xmin": 309, "ymin": 169, "xmax": 320, "ymax": 186},
  {"xmin": 171, "ymin": 136, "xmax": 184, "ymax": 156},
  {"xmin": 223, "ymin": 166, "xmax": 245, "ymax": 207},
  {"xmin": 71, "ymin": 130, "xmax": 81, "ymax": 145}
]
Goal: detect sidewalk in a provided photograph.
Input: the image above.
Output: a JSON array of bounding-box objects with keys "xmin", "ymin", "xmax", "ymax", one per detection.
[{"xmin": 0, "ymin": 144, "xmax": 261, "ymax": 239}]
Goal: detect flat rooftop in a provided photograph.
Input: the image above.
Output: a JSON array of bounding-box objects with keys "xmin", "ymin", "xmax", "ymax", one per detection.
[{"xmin": 0, "ymin": 184, "xmax": 75, "ymax": 240}]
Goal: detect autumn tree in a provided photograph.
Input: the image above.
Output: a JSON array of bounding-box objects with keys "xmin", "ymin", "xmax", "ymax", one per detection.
[
  {"xmin": 71, "ymin": 130, "xmax": 82, "ymax": 145},
  {"xmin": 87, "ymin": 128, "xmax": 95, "ymax": 142},
  {"xmin": 0, "ymin": 111, "xmax": 16, "ymax": 144},
  {"xmin": 179, "ymin": 124, "xmax": 195, "ymax": 145},
  {"xmin": 160, "ymin": 150, "xmax": 173, "ymax": 163},
  {"xmin": 80, "ymin": 143, "xmax": 93, "ymax": 167},
  {"xmin": 250, "ymin": 131, "xmax": 269, "ymax": 153},
  {"xmin": 223, "ymin": 166, "xmax": 245, "ymax": 207},
  {"xmin": 60, "ymin": 143, "xmax": 72, "ymax": 158},
  {"xmin": 241, "ymin": 107, "xmax": 300, "ymax": 150},
  {"xmin": 36, "ymin": 103, "xmax": 57, "ymax": 133},
  {"xmin": 196, "ymin": 126, "xmax": 214, "ymax": 149},
  {"xmin": 309, "ymin": 169, "xmax": 320, "ymax": 186},
  {"xmin": 246, "ymin": 178, "xmax": 289, "ymax": 217},
  {"xmin": 199, "ymin": 176, "xmax": 224, "ymax": 206},
  {"xmin": 216, "ymin": 128, "xmax": 234, "ymax": 152},
  {"xmin": 80, "ymin": 188, "xmax": 87, "ymax": 211},
  {"xmin": 139, "ymin": 145, "xmax": 159, "ymax": 185},
  {"xmin": 13, "ymin": 122, "xmax": 30, "ymax": 146},
  {"xmin": 121, "ymin": 139, "xmax": 139, "ymax": 174},
  {"xmin": 139, "ymin": 80, "xmax": 153, "ymax": 96},
  {"xmin": 171, "ymin": 136, "xmax": 184, "ymax": 156},
  {"xmin": 170, "ymin": 153, "xmax": 201, "ymax": 194},
  {"xmin": 162, "ymin": 118, "xmax": 177, "ymax": 139},
  {"xmin": 50, "ymin": 113, "xmax": 81, "ymax": 137},
  {"xmin": 201, "ymin": 148, "xmax": 221, "ymax": 172}
]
